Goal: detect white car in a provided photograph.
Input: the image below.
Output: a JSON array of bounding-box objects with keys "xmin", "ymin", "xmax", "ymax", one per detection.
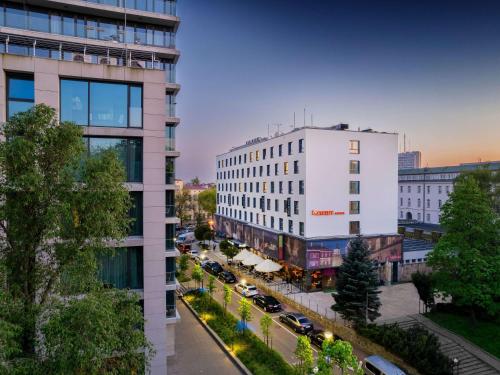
[
  {"xmin": 234, "ymin": 283, "xmax": 258, "ymax": 297},
  {"xmin": 187, "ymin": 249, "xmax": 199, "ymax": 258}
]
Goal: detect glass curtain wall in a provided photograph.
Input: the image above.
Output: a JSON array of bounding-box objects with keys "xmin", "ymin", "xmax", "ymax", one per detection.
[{"xmin": 98, "ymin": 247, "xmax": 143, "ymax": 289}]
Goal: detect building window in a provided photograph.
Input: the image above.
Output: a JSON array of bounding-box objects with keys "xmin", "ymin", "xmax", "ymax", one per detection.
[
  {"xmin": 417, "ymin": 198, "xmax": 421, "ymax": 208},
  {"xmin": 438, "ymin": 185, "xmax": 442, "ymax": 194},
  {"xmin": 349, "ymin": 201, "xmax": 360, "ymax": 214},
  {"xmin": 279, "ymin": 218, "xmax": 283, "ymax": 231},
  {"xmin": 426, "ymin": 199, "xmax": 430, "ymax": 208},
  {"xmin": 274, "ymin": 163, "xmax": 279, "ymax": 176},
  {"xmin": 7, "ymin": 74, "xmax": 34, "ymax": 119},
  {"xmin": 249, "ymin": 152, "xmax": 253, "ymax": 162},
  {"xmin": 407, "ymin": 198, "xmax": 411, "ymax": 207},
  {"xmin": 349, "ymin": 221, "xmax": 360, "ymax": 235},
  {"xmin": 349, "ymin": 181, "xmax": 360, "ymax": 194},
  {"xmin": 284, "ymin": 162, "xmax": 289, "ymax": 175},
  {"xmin": 426, "ymin": 213, "xmax": 430, "ymax": 222},
  {"xmin": 267, "ymin": 164, "xmax": 270, "ymax": 176},
  {"xmin": 278, "ymin": 144, "xmax": 283, "ymax": 156},
  {"xmin": 275, "ymin": 199, "xmax": 279, "ymax": 212},
  {"xmin": 299, "ymin": 139, "xmax": 304, "ymax": 153},
  {"xmin": 400, "ymin": 211, "xmax": 403, "ymax": 218},
  {"xmin": 407, "ymin": 185, "xmax": 411, "ymax": 193},
  {"xmin": 427, "ymin": 186, "xmax": 430, "ymax": 194},
  {"xmin": 256, "ymin": 150, "xmax": 260, "ymax": 161},
  {"xmin": 294, "ymin": 160, "xmax": 299, "ymax": 174},
  {"xmin": 270, "ymin": 146, "xmax": 274, "ymax": 158},
  {"xmin": 263, "ymin": 148, "xmax": 267, "ymax": 159},
  {"xmin": 417, "ymin": 213, "xmax": 421, "ymax": 221},
  {"xmin": 270, "ymin": 216, "xmax": 274, "ymax": 228},
  {"xmin": 288, "ymin": 141, "xmax": 292, "ymax": 155},
  {"xmin": 349, "ymin": 140, "xmax": 360, "ymax": 154},
  {"xmin": 288, "ymin": 181, "xmax": 293, "ymax": 194},
  {"xmin": 438, "ymin": 199, "xmax": 442, "ymax": 208},
  {"xmin": 400, "ymin": 185, "xmax": 403, "ymax": 193},
  {"xmin": 98, "ymin": 247, "xmax": 143, "ymax": 289},
  {"xmin": 417, "ymin": 185, "xmax": 421, "ymax": 194},
  {"xmin": 259, "ymin": 165, "xmax": 263, "ymax": 177},
  {"xmin": 446, "ymin": 185, "xmax": 450, "ymax": 195},
  {"xmin": 271, "ymin": 181, "xmax": 275, "ymax": 193},
  {"xmin": 279, "ymin": 181, "xmax": 283, "ymax": 194},
  {"xmin": 267, "ymin": 199, "xmax": 271, "ymax": 210},
  {"xmin": 400, "ymin": 198, "xmax": 403, "ymax": 206},
  {"xmin": 166, "ymin": 224, "xmax": 176, "ymax": 250},
  {"xmin": 165, "ymin": 125, "xmax": 176, "ymax": 151},
  {"xmin": 263, "ymin": 182, "xmax": 268, "ymax": 193},
  {"xmin": 349, "ymin": 160, "xmax": 360, "ymax": 174},
  {"xmin": 299, "ymin": 180, "xmax": 305, "ymax": 195},
  {"xmin": 299, "ymin": 222, "xmax": 304, "ymax": 236},
  {"xmin": 165, "ymin": 157, "xmax": 175, "ymax": 184},
  {"xmin": 86, "ymin": 137, "xmax": 143, "ymax": 182},
  {"xmin": 288, "ymin": 220, "xmax": 293, "ymax": 233},
  {"xmin": 129, "ymin": 192, "xmax": 143, "ymax": 236},
  {"xmin": 60, "ymin": 79, "xmax": 142, "ymax": 128},
  {"xmin": 294, "ymin": 201, "xmax": 299, "ymax": 215},
  {"xmin": 165, "ymin": 190, "xmax": 175, "ymax": 217}
]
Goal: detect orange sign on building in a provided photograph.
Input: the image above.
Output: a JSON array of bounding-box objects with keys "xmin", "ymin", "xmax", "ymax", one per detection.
[{"xmin": 311, "ymin": 210, "xmax": 345, "ymax": 216}]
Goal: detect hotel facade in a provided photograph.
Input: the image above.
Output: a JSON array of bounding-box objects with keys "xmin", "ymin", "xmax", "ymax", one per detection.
[
  {"xmin": 216, "ymin": 126, "xmax": 402, "ymax": 289},
  {"xmin": 0, "ymin": 1, "xmax": 180, "ymax": 373}
]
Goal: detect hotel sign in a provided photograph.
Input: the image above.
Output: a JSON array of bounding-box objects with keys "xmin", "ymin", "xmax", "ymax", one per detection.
[{"xmin": 311, "ymin": 210, "xmax": 345, "ymax": 216}]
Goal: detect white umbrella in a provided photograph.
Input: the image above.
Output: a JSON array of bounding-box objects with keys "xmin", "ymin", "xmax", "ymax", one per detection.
[
  {"xmin": 255, "ymin": 259, "xmax": 282, "ymax": 273},
  {"xmin": 242, "ymin": 252, "xmax": 264, "ymax": 266},
  {"xmin": 233, "ymin": 249, "xmax": 252, "ymax": 262}
]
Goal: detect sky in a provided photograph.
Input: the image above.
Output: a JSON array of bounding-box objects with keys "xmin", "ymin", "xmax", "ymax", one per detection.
[{"xmin": 175, "ymin": 0, "xmax": 500, "ymax": 182}]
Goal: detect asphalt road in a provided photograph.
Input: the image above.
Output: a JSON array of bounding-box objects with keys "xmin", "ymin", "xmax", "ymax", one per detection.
[{"xmin": 183, "ymin": 251, "xmax": 368, "ymax": 367}]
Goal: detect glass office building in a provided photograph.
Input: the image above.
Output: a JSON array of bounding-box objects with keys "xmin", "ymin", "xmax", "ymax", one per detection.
[{"xmin": 0, "ymin": 1, "xmax": 180, "ymax": 373}]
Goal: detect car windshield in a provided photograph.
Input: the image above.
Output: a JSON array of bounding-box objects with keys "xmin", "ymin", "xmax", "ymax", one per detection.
[
  {"xmin": 247, "ymin": 286, "xmax": 256, "ymax": 291},
  {"xmin": 298, "ymin": 317, "xmax": 310, "ymax": 324},
  {"xmin": 265, "ymin": 296, "xmax": 279, "ymax": 304}
]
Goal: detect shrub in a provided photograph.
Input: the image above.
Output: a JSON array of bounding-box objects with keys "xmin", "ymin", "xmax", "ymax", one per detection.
[{"xmin": 357, "ymin": 323, "xmax": 452, "ymax": 375}]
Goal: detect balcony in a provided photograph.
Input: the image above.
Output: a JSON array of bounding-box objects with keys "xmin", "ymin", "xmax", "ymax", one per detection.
[
  {"xmin": 166, "ymin": 304, "xmax": 176, "ymax": 318},
  {"xmin": 165, "ymin": 238, "xmax": 176, "ymax": 252},
  {"xmin": 165, "ymin": 271, "xmax": 176, "ymax": 285},
  {"xmin": 81, "ymin": 0, "xmax": 177, "ymax": 16},
  {"xmin": 165, "ymin": 204, "xmax": 175, "ymax": 218}
]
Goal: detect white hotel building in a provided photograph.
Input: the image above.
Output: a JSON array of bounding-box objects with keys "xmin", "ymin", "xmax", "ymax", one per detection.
[{"xmin": 216, "ymin": 125, "xmax": 403, "ymax": 289}]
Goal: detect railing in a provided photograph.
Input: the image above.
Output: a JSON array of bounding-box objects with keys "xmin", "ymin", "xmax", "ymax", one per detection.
[
  {"xmin": 82, "ymin": 0, "xmax": 177, "ymax": 16},
  {"xmin": 166, "ymin": 304, "xmax": 176, "ymax": 318},
  {"xmin": 165, "ymin": 204, "xmax": 175, "ymax": 217},
  {"xmin": 166, "ymin": 271, "xmax": 176, "ymax": 284},
  {"xmin": 166, "ymin": 97, "xmax": 176, "ymax": 117}
]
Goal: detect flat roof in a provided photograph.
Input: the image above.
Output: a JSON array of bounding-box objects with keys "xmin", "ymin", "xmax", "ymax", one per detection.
[
  {"xmin": 399, "ymin": 161, "xmax": 500, "ymax": 175},
  {"xmin": 403, "ymin": 238, "xmax": 434, "ymax": 253}
]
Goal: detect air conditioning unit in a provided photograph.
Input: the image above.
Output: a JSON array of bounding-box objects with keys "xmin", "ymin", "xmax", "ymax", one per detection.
[
  {"xmin": 130, "ymin": 60, "xmax": 144, "ymax": 69},
  {"xmin": 99, "ymin": 57, "xmax": 110, "ymax": 65}
]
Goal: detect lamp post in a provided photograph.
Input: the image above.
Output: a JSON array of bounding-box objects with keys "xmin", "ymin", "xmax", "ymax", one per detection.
[{"xmin": 453, "ymin": 358, "xmax": 459, "ymax": 375}]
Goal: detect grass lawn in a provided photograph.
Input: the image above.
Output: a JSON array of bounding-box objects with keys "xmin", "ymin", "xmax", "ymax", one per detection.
[{"xmin": 426, "ymin": 311, "xmax": 500, "ymax": 358}]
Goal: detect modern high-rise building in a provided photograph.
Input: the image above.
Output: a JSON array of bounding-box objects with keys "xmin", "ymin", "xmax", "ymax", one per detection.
[
  {"xmin": 398, "ymin": 151, "xmax": 421, "ymax": 169},
  {"xmin": 215, "ymin": 125, "xmax": 402, "ymax": 288},
  {"xmin": 0, "ymin": 1, "xmax": 180, "ymax": 373}
]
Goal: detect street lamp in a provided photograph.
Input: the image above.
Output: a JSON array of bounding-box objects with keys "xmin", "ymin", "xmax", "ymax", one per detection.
[
  {"xmin": 453, "ymin": 358, "xmax": 459, "ymax": 375},
  {"xmin": 241, "ymin": 279, "xmax": 247, "ymax": 286},
  {"xmin": 324, "ymin": 331, "xmax": 333, "ymax": 341}
]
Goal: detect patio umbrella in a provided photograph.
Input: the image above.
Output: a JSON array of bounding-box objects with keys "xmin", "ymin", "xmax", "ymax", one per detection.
[
  {"xmin": 233, "ymin": 249, "xmax": 252, "ymax": 262},
  {"xmin": 255, "ymin": 259, "xmax": 282, "ymax": 273},
  {"xmin": 242, "ymin": 252, "xmax": 264, "ymax": 266}
]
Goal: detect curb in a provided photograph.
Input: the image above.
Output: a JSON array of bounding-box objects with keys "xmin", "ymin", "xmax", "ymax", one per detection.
[{"xmin": 180, "ymin": 297, "xmax": 253, "ymax": 375}]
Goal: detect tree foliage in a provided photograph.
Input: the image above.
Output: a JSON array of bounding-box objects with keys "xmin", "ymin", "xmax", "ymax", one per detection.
[
  {"xmin": 191, "ymin": 264, "xmax": 204, "ymax": 288},
  {"xmin": 260, "ymin": 314, "xmax": 273, "ymax": 347},
  {"xmin": 190, "ymin": 177, "xmax": 200, "ymax": 185},
  {"xmin": 411, "ymin": 271, "xmax": 435, "ymax": 312},
  {"xmin": 0, "ymin": 105, "xmax": 151, "ymax": 374},
  {"xmin": 198, "ymin": 187, "xmax": 216, "ymax": 218},
  {"xmin": 223, "ymin": 284, "xmax": 232, "ymax": 313},
  {"xmin": 332, "ymin": 236, "xmax": 381, "ymax": 326},
  {"xmin": 178, "ymin": 254, "xmax": 189, "ymax": 276},
  {"xmin": 238, "ymin": 297, "xmax": 252, "ymax": 330},
  {"xmin": 208, "ymin": 275, "xmax": 216, "ymax": 299},
  {"xmin": 175, "ymin": 188, "xmax": 192, "ymax": 226},
  {"xmin": 194, "ymin": 224, "xmax": 212, "ymax": 242},
  {"xmin": 294, "ymin": 335, "xmax": 313, "ymax": 375},
  {"xmin": 456, "ymin": 167, "xmax": 500, "ymax": 213},
  {"xmin": 427, "ymin": 176, "xmax": 500, "ymax": 318},
  {"xmin": 317, "ymin": 339, "xmax": 362, "ymax": 375},
  {"xmin": 220, "ymin": 240, "xmax": 239, "ymax": 261}
]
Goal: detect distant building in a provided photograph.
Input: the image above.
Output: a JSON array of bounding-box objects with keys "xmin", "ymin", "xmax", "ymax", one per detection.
[
  {"xmin": 184, "ymin": 183, "xmax": 215, "ymax": 222},
  {"xmin": 175, "ymin": 178, "xmax": 184, "ymax": 191},
  {"xmin": 398, "ymin": 151, "xmax": 422, "ymax": 169},
  {"xmin": 398, "ymin": 161, "xmax": 500, "ymax": 224}
]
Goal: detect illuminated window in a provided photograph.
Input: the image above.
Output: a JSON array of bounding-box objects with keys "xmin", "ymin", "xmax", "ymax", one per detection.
[
  {"xmin": 349, "ymin": 140, "xmax": 360, "ymax": 154},
  {"xmin": 263, "ymin": 182, "xmax": 268, "ymax": 193},
  {"xmin": 256, "ymin": 150, "xmax": 260, "ymax": 161},
  {"xmin": 349, "ymin": 160, "xmax": 360, "ymax": 174},
  {"xmin": 349, "ymin": 201, "xmax": 360, "ymax": 214},
  {"xmin": 284, "ymin": 162, "xmax": 289, "ymax": 175},
  {"xmin": 249, "ymin": 152, "xmax": 253, "ymax": 162}
]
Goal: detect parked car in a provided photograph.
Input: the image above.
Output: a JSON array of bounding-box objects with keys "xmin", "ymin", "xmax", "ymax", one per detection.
[
  {"xmin": 252, "ymin": 295, "xmax": 282, "ymax": 312},
  {"xmin": 194, "ymin": 256, "xmax": 210, "ymax": 267},
  {"xmin": 234, "ymin": 283, "xmax": 258, "ymax": 297},
  {"xmin": 175, "ymin": 231, "xmax": 195, "ymax": 245},
  {"xmin": 177, "ymin": 243, "xmax": 192, "ymax": 253},
  {"xmin": 204, "ymin": 261, "xmax": 223, "ymax": 276},
  {"xmin": 186, "ymin": 248, "xmax": 199, "ymax": 258},
  {"xmin": 363, "ymin": 355, "xmax": 406, "ymax": 375},
  {"xmin": 279, "ymin": 312, "xmax": 314, "ymax": 334},
  {"xmin": 218, "ymin": 270, "xmax": 237, "ymax": 283},
  {"xmin": 307, "ymin": 329, "xmax": 343, "ymax": 348}
]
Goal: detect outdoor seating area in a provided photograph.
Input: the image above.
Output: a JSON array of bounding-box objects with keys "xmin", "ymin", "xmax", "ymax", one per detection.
[{"xmin": 232, "ymin": 249, "xmax": 282, "ymax": 284}]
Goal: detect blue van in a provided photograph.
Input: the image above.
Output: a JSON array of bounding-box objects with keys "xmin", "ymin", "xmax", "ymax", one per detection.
[{"xmin": 363, "ymin": 355, "xmax": 406, "ymax": 375}]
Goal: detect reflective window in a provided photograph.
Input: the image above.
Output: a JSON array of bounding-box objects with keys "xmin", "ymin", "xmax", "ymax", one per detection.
[
  {"xmin": 129, "ymin": 86, "xmax": 142, "ymax": 127},
  {"xmin": 61, "ymin": 80, "xmax": 88, "ymax": 125},
  {"xmin": 90, "ymin": 82, "xmax": 128, "ymax": 127},
  {"xmin": 50, "ymin": 14, "xmax": 61, "ymax": 34},
  {"xmin": 6, "ymin": 7, "xmax": 26, "ymax": 28},
  {"xmin": 98, "ymin": 247, "xmax": 143, "ymax": 289},
  {"xmin": 30, "ymin": 11, "xmax": 49, "ymax": 32},
  {"xmin": 7, "ymin": 75, "xmax": 34, "ymax": 119},
  {"xmin": 129, "ymin": 192, "xmax": 143, "ymax": 236},
  {"xmin": 63, "ymin": 16, "xmax": 75, "ymax": 36}
]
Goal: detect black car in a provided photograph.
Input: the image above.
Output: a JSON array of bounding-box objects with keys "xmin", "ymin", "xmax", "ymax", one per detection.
[
  {"xmin": 307, "ymin": 330, "xmax": 343, "ymax": 348},
  {"xmin": 204, "ymin": 261, "xmax": 223, "ymax": 276},
  {"xmin": 218, "ymin": 270, "xmax": 237, "ymax": 283},
  {"xmin": 252, "ymin": 295, "xmax": 282, "ymax": 312},
  {"xmin": 279, "ymin": 312, "xmax": 314, "ymax": 334}
]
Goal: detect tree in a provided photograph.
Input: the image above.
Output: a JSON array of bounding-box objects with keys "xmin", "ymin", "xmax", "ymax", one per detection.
[
  {"xmin": 191, "ymin": 264, "xmax": 204, "ymax": 289},
  {"xmin": 317, "ymin": 339, "xmax": 362, "ymax": 375},
  {"xmin": 457, "ymin": 167, "xmax": 500, "ymax": 213},
  {"xmin": 207, "ymin": 275, "xmax": 216, "ymax": 299},
  {"xmin": 332, "ymin": 236, "xmax": 381, "ymax": 326},
  {"xmin": 411, "ymin": 271, "xmax": 435, "ymax": 313},
  {"xmin": 198, "ymin": 187, "xmax": 216, "ymax": 219},
  {"xmin": 238, "ymin": 297, "xmax": 252, "ymax": 331},
  {"xmin": 178, "ymin": 254, "xmax": 189, "ymax": 276},
  {"xmin": 294, "ymin": 335, "xmax": 314, "ymax": 375},
  {"xmin": 223, "ymin": 284, "xmax": 232, "ymax": 314},
  {"xmin": 0, "ymin": 105, "xmax": 151, "ymax": 373},
  {"xmin": 190, "ymin": 177, "xmax": 200, "ymax": 185},
  {"xmin": 175, "ymin": 188, "xmax": 192, "ymax": 226},
  {"xmin": 195, "ymin": 224, "xmax": 211, "ymax": 244},
  {"xmin": 427, "ymin": 176, "xmax": 500, "ymax": 320},
  {"xmin": 260, "ymin": 314, "xmax": 273, "ymax": 347},
  {"xmin": 220, "ymin": 241, "xmax": 239, "ymax": 262}
]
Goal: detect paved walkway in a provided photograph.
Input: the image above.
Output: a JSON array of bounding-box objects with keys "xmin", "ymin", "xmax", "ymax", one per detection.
[
  {"xmin": 167, "ymin": 302, "xmax": 243, "ymax": 375},
  {"xmin": 382, "ymin": 315, "xmax": 500, "ymax": 375}
]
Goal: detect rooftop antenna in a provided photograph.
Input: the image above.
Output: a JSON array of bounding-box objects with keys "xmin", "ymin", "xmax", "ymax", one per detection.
[
  {"xmin": 303, "ymin": 106, "xmax": 306, "ymax": 127},
  {"xmin": 293, "ymin": 112, "xmax": 296, "ymax": 128}
]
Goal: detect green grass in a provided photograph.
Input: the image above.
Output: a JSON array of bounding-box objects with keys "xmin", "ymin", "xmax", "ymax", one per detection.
[{"xmin": 426, "ymin": 311, "xmax": 500, "ymax": 358}]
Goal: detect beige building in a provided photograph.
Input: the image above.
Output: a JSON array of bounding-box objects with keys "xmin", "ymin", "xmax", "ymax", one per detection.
[
  {"xmin": 184, "ymin": 183, "xmax": 214, "ymax": 222},
  {"xmin": 0, "ymin": 1, "xmax": 180, "ymax": 373}
]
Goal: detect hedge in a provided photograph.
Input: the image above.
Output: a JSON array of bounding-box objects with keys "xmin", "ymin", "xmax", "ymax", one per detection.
[
  {"xmin": 357, "ymin": 323, "xmax": 452, "ymax": 375},
  {"xmin": 188, "ymin": 293, "xmax": 296, "ymax": 375}
]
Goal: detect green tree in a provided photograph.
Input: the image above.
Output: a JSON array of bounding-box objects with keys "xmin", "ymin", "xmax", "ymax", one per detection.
[
  {"xmin": 238, "ymin": 297, "xmax": 252, "ymax": 330},
  {"xmin": 223, "ymin": 284, "xmax": 232, "ymax": 314},
  {"xmin": 175, "ymin": 188, "xmax": 192, "ymax": 226},
  {"xmin": 0, "ymin": 105, "xmax": 151, "ymax": 373},
  {"xmin": 178, "ymin": 254, "xmax": 189, "ymax": 278},
  {"xmin": 317, "ymin": 339, "xmax": 362, "ymax": 375},
  {"xmin": 198, "ymin": 187, "xmax": 216, "ymax": 219},
  {"xmin": 457, "ymin": 167, "xmax": 500, "ymax": 213},
  {"xmin": 221, "ymin": 243, "xmax": 239, "ymax": 263},
  {"xmin": 332, "ymin": 236, "xmax": 381, "ymax": 326},
  {"xmin": 260, "ymin": 314, "xmax": 273, "ymax": 347},
  {"xmin": 427, "ymin": 176, "xmax": 500, "ymax": 320},
  {"xmin": 208, "ymin": 275, "xmax": 216, "ymax": 299},
  {"xmin": 411, "ymin": 271, "xmax": 435, "ymax": 313},
  {"xmin": 195, "ymin": 224, "xmax": 211, "ymax": 242},
  {"xmin": 191, "ymin": 264, "xmax": 204, "ymax": 289},
  {"xmin": 294, "ymin": 335, "xmax": 314, "ymax": 375},
  {"xmin": 190, "ymin": 177, "xmax": 200, "ymax": 185}
]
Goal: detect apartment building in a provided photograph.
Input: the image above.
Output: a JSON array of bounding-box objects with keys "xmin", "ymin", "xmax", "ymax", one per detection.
[
  {"xmin": 0, "ymin": 1, "xmax": 180, "ymax": 373},
  {"xmin": 398, "ymin": 161, "xmax": 500, "ymax": 224},
  {"xmin": 215, "ymin": 125, "xmax": 402, "ymax": 289}
]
